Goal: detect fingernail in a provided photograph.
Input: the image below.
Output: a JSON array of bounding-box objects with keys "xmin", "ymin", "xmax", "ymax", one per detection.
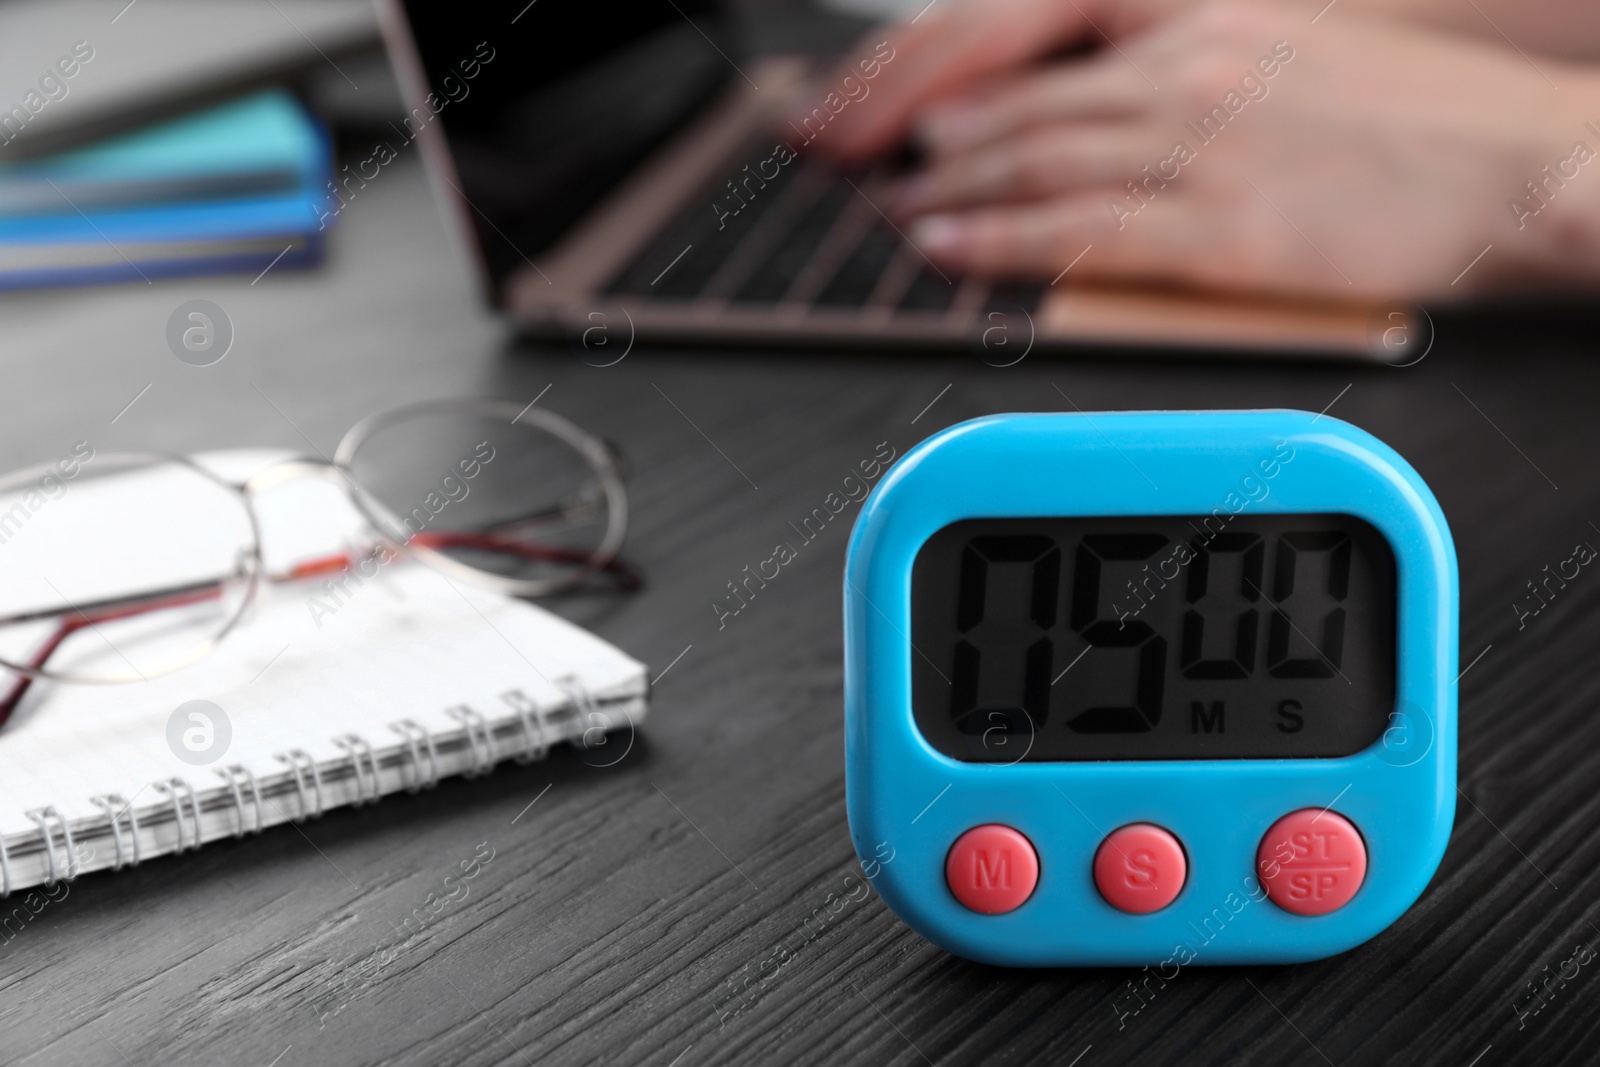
[
  {"xmin": 919, "ymin": 105, "xmax": 994, "ymax": 153},
  {"xmin": 913, "ymin": 215, "xmax": 968, "ymax": 260}
]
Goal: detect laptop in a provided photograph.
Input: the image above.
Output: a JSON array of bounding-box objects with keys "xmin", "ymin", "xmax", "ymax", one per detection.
[{"xmin": 380, "ymin": 0, "xmax": 1409, "ymax": 360}]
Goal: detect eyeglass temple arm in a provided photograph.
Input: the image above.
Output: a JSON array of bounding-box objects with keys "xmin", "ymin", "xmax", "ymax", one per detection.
[
  {"xmin": 404, "ymin": 530, "xmax": 641, "ymax": 589},
  {"xmin": 0, "ymin": 584, "xmax": 222, "ymax": 726},
  {"xmin": 0, "ymin": 529, "xmax": 640, "ymax": 724},
  {"xmin": 0, "ymin": 524, "xmax": 635, "ymax": 633}
]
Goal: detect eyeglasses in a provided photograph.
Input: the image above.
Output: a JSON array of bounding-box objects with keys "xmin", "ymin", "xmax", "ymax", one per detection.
[{"xmin": 0, "ymin": 398, "xmax": 635, "ymax": 725}]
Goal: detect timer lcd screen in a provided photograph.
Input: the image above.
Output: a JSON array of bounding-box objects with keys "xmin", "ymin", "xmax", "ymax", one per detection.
[{"xmin": 909, "ymin": 515, "xmax": 1396, "ymax": 761}]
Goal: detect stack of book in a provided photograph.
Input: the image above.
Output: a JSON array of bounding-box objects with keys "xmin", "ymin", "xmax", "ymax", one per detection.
[{"xmin": 0, "ymin": 89, "xmax": 332, "ymax": 289}]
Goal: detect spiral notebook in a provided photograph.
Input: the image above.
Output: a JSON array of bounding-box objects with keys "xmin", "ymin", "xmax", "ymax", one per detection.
[{"xmin": 0, "ymin": 450, "xmax": 648, "ymax": 895}]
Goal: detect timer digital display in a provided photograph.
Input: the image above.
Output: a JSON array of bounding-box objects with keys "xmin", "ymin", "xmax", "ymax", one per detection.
[{"xmin": 910, "ymin": 514, "xmax": 1396, "ymax": 761}]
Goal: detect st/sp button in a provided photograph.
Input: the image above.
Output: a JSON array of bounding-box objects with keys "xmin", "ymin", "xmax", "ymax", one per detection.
[
  {"xmin": 1094, "ymin": 823, "xmax": 1187, "ymax": 913},
  {"xmin": 945, "ymin": 824, "xmax": 1039, "ymax": 914},
  {"xmin": 1257, "ymin": 808, "xmax": 1368, "ymax": 916}
]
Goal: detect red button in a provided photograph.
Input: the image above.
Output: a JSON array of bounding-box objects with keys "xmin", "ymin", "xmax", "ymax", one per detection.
[
  {"xmin": 1093, "ymin": 823, "xmax": 1187, "ymax": 914},
  {"xmin": 945, "ymin": 824, "xmax": 1039, "ymax": 914},
  {"xmin": 1257, "ymin": 808, "xmax": 1368, "ymax": 916}
]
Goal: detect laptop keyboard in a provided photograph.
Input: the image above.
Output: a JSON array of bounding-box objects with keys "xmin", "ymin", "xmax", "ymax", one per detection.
[{"xmin": 604, "ymin": 150, "xmax": 1044, "ymax": 326}]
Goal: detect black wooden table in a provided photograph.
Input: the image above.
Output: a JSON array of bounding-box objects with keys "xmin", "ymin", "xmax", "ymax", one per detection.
[{"xmin": 0, "ymin": 143, "xmax": 1597, "ymax": 1067}]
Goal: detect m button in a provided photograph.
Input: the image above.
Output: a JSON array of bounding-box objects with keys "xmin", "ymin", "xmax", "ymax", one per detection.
[{"xmin": 945, "ymin": 824, "xmax": 1039, "ymax": 914}]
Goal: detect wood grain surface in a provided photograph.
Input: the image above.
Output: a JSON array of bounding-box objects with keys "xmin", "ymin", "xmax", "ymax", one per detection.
[{"xmin": 0, "ymin": 147, "xmax": 1596, "ymax": 1067}]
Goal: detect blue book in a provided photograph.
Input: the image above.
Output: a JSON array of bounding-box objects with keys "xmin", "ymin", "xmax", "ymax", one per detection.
[
  {"xmin": 0, "ymin": 90, "xmax": 325, "ymax": 215},
  {"xmin": 0, "ymin": 90, "xmax": 333, "ymax": 289}
]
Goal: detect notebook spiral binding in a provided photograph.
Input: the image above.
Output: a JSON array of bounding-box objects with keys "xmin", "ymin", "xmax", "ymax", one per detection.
[
  {"xmin": 334, "ymin": 735, "xmax": 382, "ymax": 805},
  {"xmin": 25, "ymin": 807, "xmax": 75, "ymax": 886},
  {"xmin": 154, "ymin": 779, "xmax": 204, "ymax": 853},
  {"xmin": 216, "ymin": 765, "xmax": 264, "ymax": 837},
  {"xmin": 276, "ymin": 748, "xmax": 325, "ymax": 819},
  {"xmin": 446, "ymin": 705, "xmax": 496, "ymax": 776},
  {"xmin": 0, "ymin": 681, "xmax": 602, "ymax": 895},
  {"xmin": 390, "ymin": 719, "xmax": 439, "ymax": 792},
  {"xmin": 502, "ymin": 689, "xmax": 548, "ymax": 764},
  {"xmin": 91, "ymin": 794, "xmax": 142, "ymax": 871}
]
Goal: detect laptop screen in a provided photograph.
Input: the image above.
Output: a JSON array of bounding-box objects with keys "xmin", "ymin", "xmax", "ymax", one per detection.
[{"xmin": 395, "ymin": 0, "xmax": 734, "ymax": 296}]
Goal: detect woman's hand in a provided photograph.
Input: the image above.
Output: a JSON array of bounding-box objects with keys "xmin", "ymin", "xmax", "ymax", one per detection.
[
  {"xmin": 807, "ymin": 0, "xmax": 1196, "ymax": 163},
  {"xmin": 871, "ymin": 2, "xmax": 1600, "ymax": 300}
]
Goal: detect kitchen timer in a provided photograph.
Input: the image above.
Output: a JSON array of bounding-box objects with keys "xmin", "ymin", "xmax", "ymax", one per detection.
[{"xmin": 842, "ymin": 411, "xmax": 1456, "ymax": 966}]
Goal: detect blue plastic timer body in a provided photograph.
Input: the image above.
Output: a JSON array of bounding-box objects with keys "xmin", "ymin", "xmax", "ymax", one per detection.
[{"xmin": 842, "ymin": 411, "xmax": 1457, "ymax": 966}]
